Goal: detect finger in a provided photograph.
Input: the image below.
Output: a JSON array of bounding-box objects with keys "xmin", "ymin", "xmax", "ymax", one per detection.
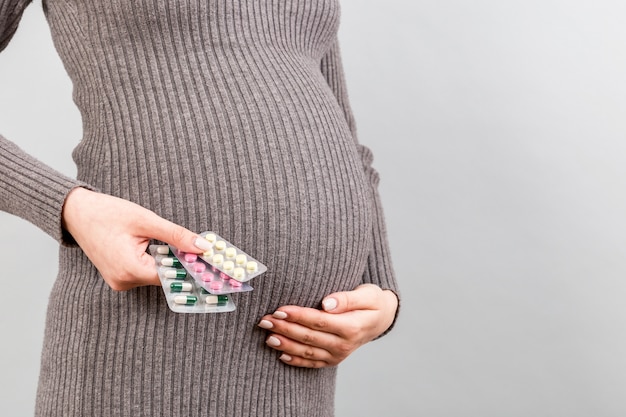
[
  {"xmin": 265, "ymin": 334, "xmax": 334, "ymax": 367},
  {"xmin": 277, "ymin": 353, "xmax": 331, "ymax": 369},
  {"xmin": 140, "ymin": 212, "xmax": 210, "ymax": 254},
  {"xmin": 134, "ymin": 251, "xmax": 161, "ymax": 286},
  {"xmin": 321, "ymin": 283, "xmax": 382, "ymax": 314},
  {"xmin": 105, "ymin": 249, "xmax": 160, "ymax": 291},
  {"xmin": 259, "ymin": 314, "xmax": 341, "ymax": 350},
  {"xmin": 262, "ymin": 306, "xmax": 353, "ymax": 338}
]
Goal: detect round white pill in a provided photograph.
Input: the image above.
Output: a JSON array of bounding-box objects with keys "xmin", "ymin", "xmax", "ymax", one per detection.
[
  {"xmin": 223, "ymin": 261, "xmax": 234, "ymax": 271},
  {"xmin": 235, "ymin": 254, "xmax": 247, "ymax": 265},
  {"xmin": 203, "ymin": 249, "xmax": 214, "ymax": 258},
  {"xmin": 225, "ymin": 247, "xmax": 237, "ymax": 259},
  {"xmin": 215, "ymin": 240, "xmax": 226, "ymax": 251},
  {"xmin": 212, "ymin": 254, "xmax": 224, "ymax": 265},
  {"xmin": 205, "ymin": 233, "xmax": 217, "ymax": 243},
  {"xmin": 234, "ymin": 267, "xmax": 245, "ymax": 279},
  {"xmin": 246, "ymin": 261, "xmax": 258, "ymax": 273}
]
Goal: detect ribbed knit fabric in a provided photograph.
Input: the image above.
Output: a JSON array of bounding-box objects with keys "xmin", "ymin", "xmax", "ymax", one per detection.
[{"xmin": 0, "ymin": 1, "xmax": 399, "ymax": 416}]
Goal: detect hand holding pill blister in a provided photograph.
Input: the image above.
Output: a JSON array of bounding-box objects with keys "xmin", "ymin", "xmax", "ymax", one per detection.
[{"xmin": 149, "ymin": 232, "xmax": 267, "ymax": 313}]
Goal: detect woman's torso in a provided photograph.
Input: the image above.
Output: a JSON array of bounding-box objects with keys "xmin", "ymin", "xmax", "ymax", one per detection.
[{"xmin": 37, "ymin": 1, "xmax": 373, "ymax": 415}]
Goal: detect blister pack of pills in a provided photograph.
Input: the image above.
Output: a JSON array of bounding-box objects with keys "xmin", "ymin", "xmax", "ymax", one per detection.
[
  {"xmin": 150, "ymin": 246, "xmax": 236, "ymax": 313},
  {"xmin": 167, "ymin": 246, "xmax": 254, "ymax": 295},
  {"xmin": 198, "ymin": 232, "xmax": 267, "ymax": 283},
  {"xmin": 149, "ymin": 232, "xmax": 267, "ymax": 313}
]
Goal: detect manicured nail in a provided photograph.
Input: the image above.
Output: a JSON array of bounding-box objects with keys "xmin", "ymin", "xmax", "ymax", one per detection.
[
  {"xmin": 266, "ymin": 336, "xmax": 281, "ymax": 347},
  {"xmin": 194, "ymin": 237, "xmax": 212, "ymax": 251},
  {"xmin": 280, "ymin": 354, "xmax": 292, "ymax": 362},
  {"xmin": 322, "ymin": 298, "xmax": 337, "ymax": 311},
  {"xmin": 273, "ymin": 311, "xmax": 288, "ymax": 319},
  {"xmin": 258, "ymin": 320, "xmax": 273, "ymax": 329}
]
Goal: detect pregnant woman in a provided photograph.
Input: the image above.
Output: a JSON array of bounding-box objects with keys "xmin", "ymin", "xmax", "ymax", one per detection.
[{"xmin": 0, "ymin": 1, "xmax": 400, "ymax": 415}]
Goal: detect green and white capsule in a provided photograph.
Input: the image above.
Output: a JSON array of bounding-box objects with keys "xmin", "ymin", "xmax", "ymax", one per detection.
[
  {"xmin": 205, "ymin": 295, "xmax": 228, "ymax": 306},
  {"xmin": 170, "ymin": 282, "xmax": 193, "ymax": 292},
  {"xmin": 160, "ymin": 257, "xmax": 182, "ymax": 268},
  {"xmin": 163, "ymin": 268, "xmax": 187, "ymax": 279},
  {"xmin": 174, "ymin": 295, "xmax": 198, "ymax": 305}
]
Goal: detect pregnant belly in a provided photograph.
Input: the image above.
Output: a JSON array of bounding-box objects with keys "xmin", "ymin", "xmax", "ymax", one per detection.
[
  {"xmin": 191, "ymin": 127, "xmax": 374, "ymax": 308},
  {"xmin": 74, "ymin": 75, "xmax": 373, "ymax": 306}
]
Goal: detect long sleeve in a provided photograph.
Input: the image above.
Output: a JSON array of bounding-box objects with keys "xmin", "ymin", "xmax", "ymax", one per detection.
[
  {"xmin": 320, "ymin": 39, "xmax": 400, "ymax": 305},
  {"xmin": 0, "ymin": 1, "xmax": 89, "ymax": 242},
  {"xmin": 0, "ymin": 137, "xmax": 89, "ymax": 242},
  {"xmin": 0, "ymin": 0, "xmax": 30, "ymax": 50}
]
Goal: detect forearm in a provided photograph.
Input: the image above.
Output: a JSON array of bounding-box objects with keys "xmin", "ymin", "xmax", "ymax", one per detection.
[{"xmin": 0, "ymin": 134, "xmax": 91, "ymax": 242}]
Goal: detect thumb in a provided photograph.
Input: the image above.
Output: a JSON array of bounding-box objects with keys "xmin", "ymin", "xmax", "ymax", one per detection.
[
  {"xmin": 144, "ymin": 213, "xmax": 211, "ymax": 254},
  {"xmin": 321, "ymin": 284, "xmax": 380, "ymax": 314}
]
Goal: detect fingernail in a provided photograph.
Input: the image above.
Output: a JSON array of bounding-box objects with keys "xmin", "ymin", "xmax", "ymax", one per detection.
[
  {"xmin": 194, "ymin": 237, "xmax": 212, "ymax": 251},
  {"xmin": 267, "ymin": 336, "xmax": 281, "ymax": 347},
  {"xmin": 280, "ymin": 354, "xmax": 292, "ymax": 362},
  {"xmin": 258, "ymin": 320, "xmax": 273, "ymax": 329},
  {"xmin": 322, "ymin": 298, "xmax": 337, "ymax": 311},
  {"xmin": 272, "ymin": 311, "xmax": 288, "ymax": 319}
]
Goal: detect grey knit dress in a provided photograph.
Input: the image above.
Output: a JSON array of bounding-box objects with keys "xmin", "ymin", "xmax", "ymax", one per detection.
[{"xmin": 0, "ymin": 0, "xmax": 398, "ymax": 416}]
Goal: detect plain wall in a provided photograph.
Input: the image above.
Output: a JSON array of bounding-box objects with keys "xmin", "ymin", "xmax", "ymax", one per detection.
[{"xmin": 2, "ymin": 1, "xmax": 626, "ymax": 416}]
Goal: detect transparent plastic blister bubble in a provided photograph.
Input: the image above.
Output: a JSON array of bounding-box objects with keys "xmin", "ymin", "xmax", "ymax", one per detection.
[
  {"xmin": 198, "ymin": 232, "xmax": 267, "ymax": 283},
  {"xmin": 150, "ymin": 246, "xmax": 236, "ymax": 313}
]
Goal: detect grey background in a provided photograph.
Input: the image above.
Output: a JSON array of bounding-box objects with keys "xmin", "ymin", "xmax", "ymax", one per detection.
[{"xmin": 1, "ymin": 0, "xmax": 625, "ymax": 416}]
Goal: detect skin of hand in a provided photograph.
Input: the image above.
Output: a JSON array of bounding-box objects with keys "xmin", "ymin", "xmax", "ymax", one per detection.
[
  {"xmin": 257, "ymin": 283, "xmax": 399, "ymax": 368},
  {"xmin": 61, "ymin": 187, "xmax": 213, "ymax": 291}
]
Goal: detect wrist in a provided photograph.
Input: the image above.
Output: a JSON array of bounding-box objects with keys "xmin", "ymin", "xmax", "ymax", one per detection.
[
  {"xmin": 61, "ymin": 187, "xmax": 92, "ymax": 235},
  {"xmin": 377, "ymin": 289, "xmax": 400, "ymax": 338}
]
